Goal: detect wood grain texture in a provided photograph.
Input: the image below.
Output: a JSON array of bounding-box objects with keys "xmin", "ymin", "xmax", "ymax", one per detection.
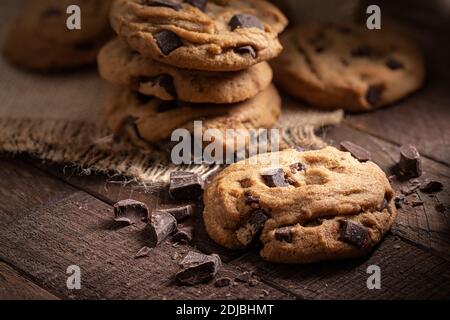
[
  {"xmin": 325, "ymin": 125, "xmax": 450, "ymax": 260},
  {"xmin": 0, "ymin": 261, "xmax": 58, "ymax": 300},
  {"xmin": 234, "ymin": 235, "xmax": 450, "ymax": 299}
]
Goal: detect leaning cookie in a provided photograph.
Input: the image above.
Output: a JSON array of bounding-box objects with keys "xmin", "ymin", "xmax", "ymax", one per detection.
[
  {"xmin": 110, "ymin": 0, "xmax": 287, "ymax": 71},
  {"xmin": 105, "ymin": 85, "xmax": 281, "ymax": 150},
  {"xmin": 203, "ymin": 147, "xmax": 396, "ymax": 264},
  {"xmin": 3, "ymin": 0, "xmax": 113, "ymax": 71},
  {"xmin": 271, "ymin": 24, "xmax": 425, "ymax": 112},
  {"xmin": 98, "ymin": 39, "xmax": 273, "ymax": 104}
]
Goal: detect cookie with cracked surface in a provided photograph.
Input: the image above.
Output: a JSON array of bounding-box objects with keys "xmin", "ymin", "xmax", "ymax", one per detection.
[
  {"xmin": 98, "ymin": 38, "xmax": 273, "ymax": 103},
  {"xmin": 203, "ymin": 147, "xmax": 397, "ymax": 264},
  {"xmin": 110, "ymin": 0, "xmax": 287, "ymax": 71},
  {"xmin": 3, "ymin": 0, "xmax": 113, "ymax": 71},
  {"xmin": 105, "ymin": 84, "xmax": 281, "ymax": 150},
  {"xmin": 271, "ymin": 24, "xmax": 425, "ymax": 112}
]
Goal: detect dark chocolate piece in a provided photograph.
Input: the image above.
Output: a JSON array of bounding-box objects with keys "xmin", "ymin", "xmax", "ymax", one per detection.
[
  {"xmin": 214, "ymin": 277, "xmax": 232, "ymax": 287},
  {"xmin": 340, "ymin": 141, "xmax": 371, "ymax": 162},
  {"xmin": 235, "ymin": 271, "xmax": 253, "ymax": 283},
  {"xmin": 234, "ymin": 45, "xmax": 257, "ymax": 58},
  {"xmin": 394, "ymin": 195, "xmax": 405, "ymax": 209},
  {"xmin": 173, "ymin": 226, "xmax": 194, "ymax": 244},
  {"xmin": 186, "ymin": 0, "xmax": 207, "ymax": 11},
  {"xmin": 275, "ymin": 226, "xmax": 294, "ymax": 243},
  {"xmin": 386, "ymin": 58, "xmax": 404, "ymax": 70},
  {"xmin": 134, "ymin": 92, "xmax": 153, "ymax": 104},
  {"xmin": 156, "ymin": 205, "xmax": 193, "ymax": 222},
  {"xmin": 169, "ymin": 171, "xmax": 204, "ymax": 200},
  {"xmin": 146, "ymin": 212, "xmax": 177, "ymax": 247},
  {"xmin": 351, "ymin": 45, "xmax": 374, "ymax": 57},
  {"xmin": 145, "ymin": 0, "xmax": 182, "ymax": 10},
  {"xmin": 236, "ymin": 210, "xmax": 268, "ymax": 246},
  {"xmin": 156, "ymin": 100, "xmax": 179, "ymax": 113},
  {"xmin": 261, "ymin": 168, "xmax": 289, "ymax": 187},
  {"xmin": 339, "ymin": 220, "xmax": 369, "ymax": 249},
  {"xmin": 379, "ymin": 198, "xmax": 393, "ymax": 214},
  {"xmin": 397, "ymin": 144, "xmax": 422, "ymax": 179},
  {"xmin": 419, "ymin": 180, "xmax": 443, "ymax": 193},
  {"xmin": 176, "ymin": 251, "xmax": 221, "ymax": 285},
  {"xmin": 229, "ymin": 14, "xmax": 263, "ymax": 31},
  {"xmin": 244, "ymin": 191, "xmax": 260, "ymax": 206},
  {"xmin": 366, "ymin": 85, "xmax": 384, "ymax": 106},
  {"xmin": 134, "ymin": 246, "xmax": 152, "ymax": 259},
  {"xmin": 140, "ymin": 74, "xmax": 177, "ymax": 99},
  {"xmin": 155, "ymin": 30, "xmax": 183, "ymax": 55},
  {"xmin": 113, "ymin": 199, "xmax": 149, "ymax": 225}
]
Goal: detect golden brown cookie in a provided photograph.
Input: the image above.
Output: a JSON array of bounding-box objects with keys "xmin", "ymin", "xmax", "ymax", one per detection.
[
  {"xmin": 98, "ymin": 38, "xmax": 273, "ymax": 104},
  {"xmin": 110, "ymin": 0, "xmax": 287, "ymax": 71},
  {"xmin": 203, "ymin": 147, "xmax": 397, "ymax": 264},
  {"xmin": 271, "ymin": 24, "xmax": 425, "ymax": 112},
  {"xmin": 105, "ymin": 84, "xmax": 281, "ymax": 150},
  {"xmin": 3, "ymin": 0, "xmax": 113, "ymax": 71}
]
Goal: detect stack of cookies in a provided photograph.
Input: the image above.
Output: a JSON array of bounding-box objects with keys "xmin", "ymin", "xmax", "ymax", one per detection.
[{"xmin": 98, "ymin": 0, "xmax": 288, "ymax": 151}]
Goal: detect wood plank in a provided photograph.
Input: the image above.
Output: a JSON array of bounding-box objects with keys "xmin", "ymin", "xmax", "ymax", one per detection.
[
  {"xmin": 0, "ymin": 191, "xmax": 292, "ymax": 299},
  {"xmin": 0, "ymin": 261, "xmax": 58, "ymax": 300},
  {"xmin": 325, "ymin": 125, "xmax": 450, "ymax": 260},
  {"xmin": 234, "ymin": 235, "xmax": 450, "ymax": 299}
]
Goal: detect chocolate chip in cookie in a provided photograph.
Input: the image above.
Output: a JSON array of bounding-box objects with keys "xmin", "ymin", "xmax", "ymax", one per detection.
[
  {"xmin": 366, "ymin": 85, "xmax": 385, "ymax": 106},
  {"xmin": 386, "ymin": 58, "xmax": 404, "ymax": 70},
  {"xmin": 169, "ymin": 171, "xmax": 204, "ymax": 200},
  {"xmin": 351, "ymin": 45, "xmax": 374, "ymax": 57},
  {"xmin": 139, "ymin": 74, "xmax": 177, "ymax": 99},
  {"xmin": 289, "ymin": 162, "xmax": 307, "ymax": 174},
  {"xmin": 186, "ymin": 0, "xmax": 207, "ymax": 11},
  {"xmin": 229, "ymin": 14, "xmax": 264, "ymax": 31},
  {"xmin": 339, "ymin": 220, "xmax": 369, "ymax": 249},
  {"xmin": 340, "ymin": 141, "xmax": 371, "ymax": 162},
  {"xmin": 145, "ymin": 0, "xmax": 182, "ymax": 10},
  {"xmin": 236, "ymin": 210, "xmax": 269, "ymax": 246},
  {"xmin": 275, "ymin": 226, "xmax": 294, "ymax": 243},
  {"xmin": 261, "ymin": 168, "xmax": 289, "ymax": 187},
  {"xmin": 234, "ymin": 45, "xmax": 257, "ymax": 58},
  {"xmin": 155, "ymin": 30, "xmax": 183, "ymax": 55}
]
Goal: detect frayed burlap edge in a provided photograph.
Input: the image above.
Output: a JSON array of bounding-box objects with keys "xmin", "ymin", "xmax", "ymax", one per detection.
[{"xmin": 0, "ymin": 108, "xmax": 343, "ymax": 183}]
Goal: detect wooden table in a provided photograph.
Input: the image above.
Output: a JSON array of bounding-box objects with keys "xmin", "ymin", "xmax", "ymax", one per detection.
[{"xmin": 1, "ymin": 38, "xmax": 449, "ymax": 301}]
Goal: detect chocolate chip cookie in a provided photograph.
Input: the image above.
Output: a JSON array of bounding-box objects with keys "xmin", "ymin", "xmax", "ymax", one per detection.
[
  {"xmin": 105, "ymin": 84, "xmax": 281, "ymax": 149},
  {"xmin": 203, "ymin": 147, "xmax": 397, "ymax": 264},
  {"xmin": 110, "ymin": 0, "xmax": 287, "ymax": 71},
  {"xmin": 271, "ymin": 24, "xmax": 425, "ymax": 112},
  {"xmin": 98, "ymin": 38, "xmax": 273, "ymax": 103},
  {"xmin": 3, "ymin": 0, "xmax": 113, "ymax": 71}
]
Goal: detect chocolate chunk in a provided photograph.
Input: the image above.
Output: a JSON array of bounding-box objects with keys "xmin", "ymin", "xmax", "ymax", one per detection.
[
  {"xmin": 186, "ymin": 0, "xmax": 207, "ymax": 11},
  {"xmin": 261, "ymin": 168, "xmax": 289, "ymax": 187},
  {"xmin": 386, "ymin": 58, "xmax": 404, "ymax": 70},
  {"xmin": 113, "ymin": 199, "xmax": 149, "ymax": 225},
  {"xmin": 289, "ymin": 162, "xmax": 306, "ymax": 173},
  {"xmin": 41, "ymin": 7, "xmax": 62, "ymax": 17},
  {"xmin": 146, "ymin": 212, "xmax": 177, "ymax": 247},
  {"xmin": 234, "ymin": 45, "xmax": 257, "ymax": 58},
  {"xmin": 145, "ymin": 0, "xmax": 182, "ymax": 10},
  {"xmin": 157, "ymin": 205, "xmax": 193, "ymax": 222},
  {"xmin": 419, "ymin": 180, "xmax": 443, "ymax": 193},
  {"xmin": 236, "ymin": 210, "xmax": 268, "ymax": 246},
  {"xmin": 134, "ymin": 92, "xmax": 153, "ymax": 104},
  {"xmin": 339, "ymin": 220, "xmax": 369, "ymax": 249},
  {"xmin": 169, "ymin": 171, "xmax": 204, "ymax": 200},
  {"xmin": 140, "ymin": 74, "xmax": 177, "ymax": 99},
  {"xmin": 173, "ymin": 226, "xmax": 194, "ymax": 244},
  {"xmin": 176, "ymin": 251, "xmax": 221, "ymax": 285},
  {"xmin": 351, "ymin": 45, "xmax": 374, "ymax": 57},
  {"xmin": 379, "ymin": 198, "xmax": 393, "ymax": 214},
  {"xmin": 244, "ymin": 191, "xmax": 260, "ymax": 206},
  {"xmin": 214, "ymin": 277, "xmax": 232, "ymax": 287},
  {"xmin": 394, "ymin": 195, "xmax": 405, "ymax": 209},
  {"xmin": 134, "ymin": 246, "xmax": 152, "ymax": 259},
  {"xmin": 235, "ymin": 271, "xmax": 253, "ymax": 283},
  {"xmin": 239, "ymin": 178, "xmax": 253, "ymax": 188},
  {"xmin": 366, "ymin": 85, "xmax": 384, "ymax": 106},
  {"xmin": 340, "ymin": 141, "xmax": 371, "ymax": 162},
  {"xmin": 397, "ymin": 144, "xmax": 422, "ymax": 179},
  {"xmin": 275, "ymin": 226, "xmax": 294, "ymax": 243},
  {"xmin": 155, "ymin": 30, "xmax": 183, "ymax": 55},
  {"xmin": 229, "ymin": 14, "xmax": 263, "ymax": 31}
]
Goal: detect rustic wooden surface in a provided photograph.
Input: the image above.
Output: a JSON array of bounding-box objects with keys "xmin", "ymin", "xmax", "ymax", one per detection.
[{"xmin": 0, "ymin": 31, "xmax": 449, "ymax": 301}]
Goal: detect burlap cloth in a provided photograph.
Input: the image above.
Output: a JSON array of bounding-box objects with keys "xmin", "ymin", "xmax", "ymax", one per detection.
[{"xmin": 0, "ymin": 0, "xmax": 343, "ymax": 183}]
